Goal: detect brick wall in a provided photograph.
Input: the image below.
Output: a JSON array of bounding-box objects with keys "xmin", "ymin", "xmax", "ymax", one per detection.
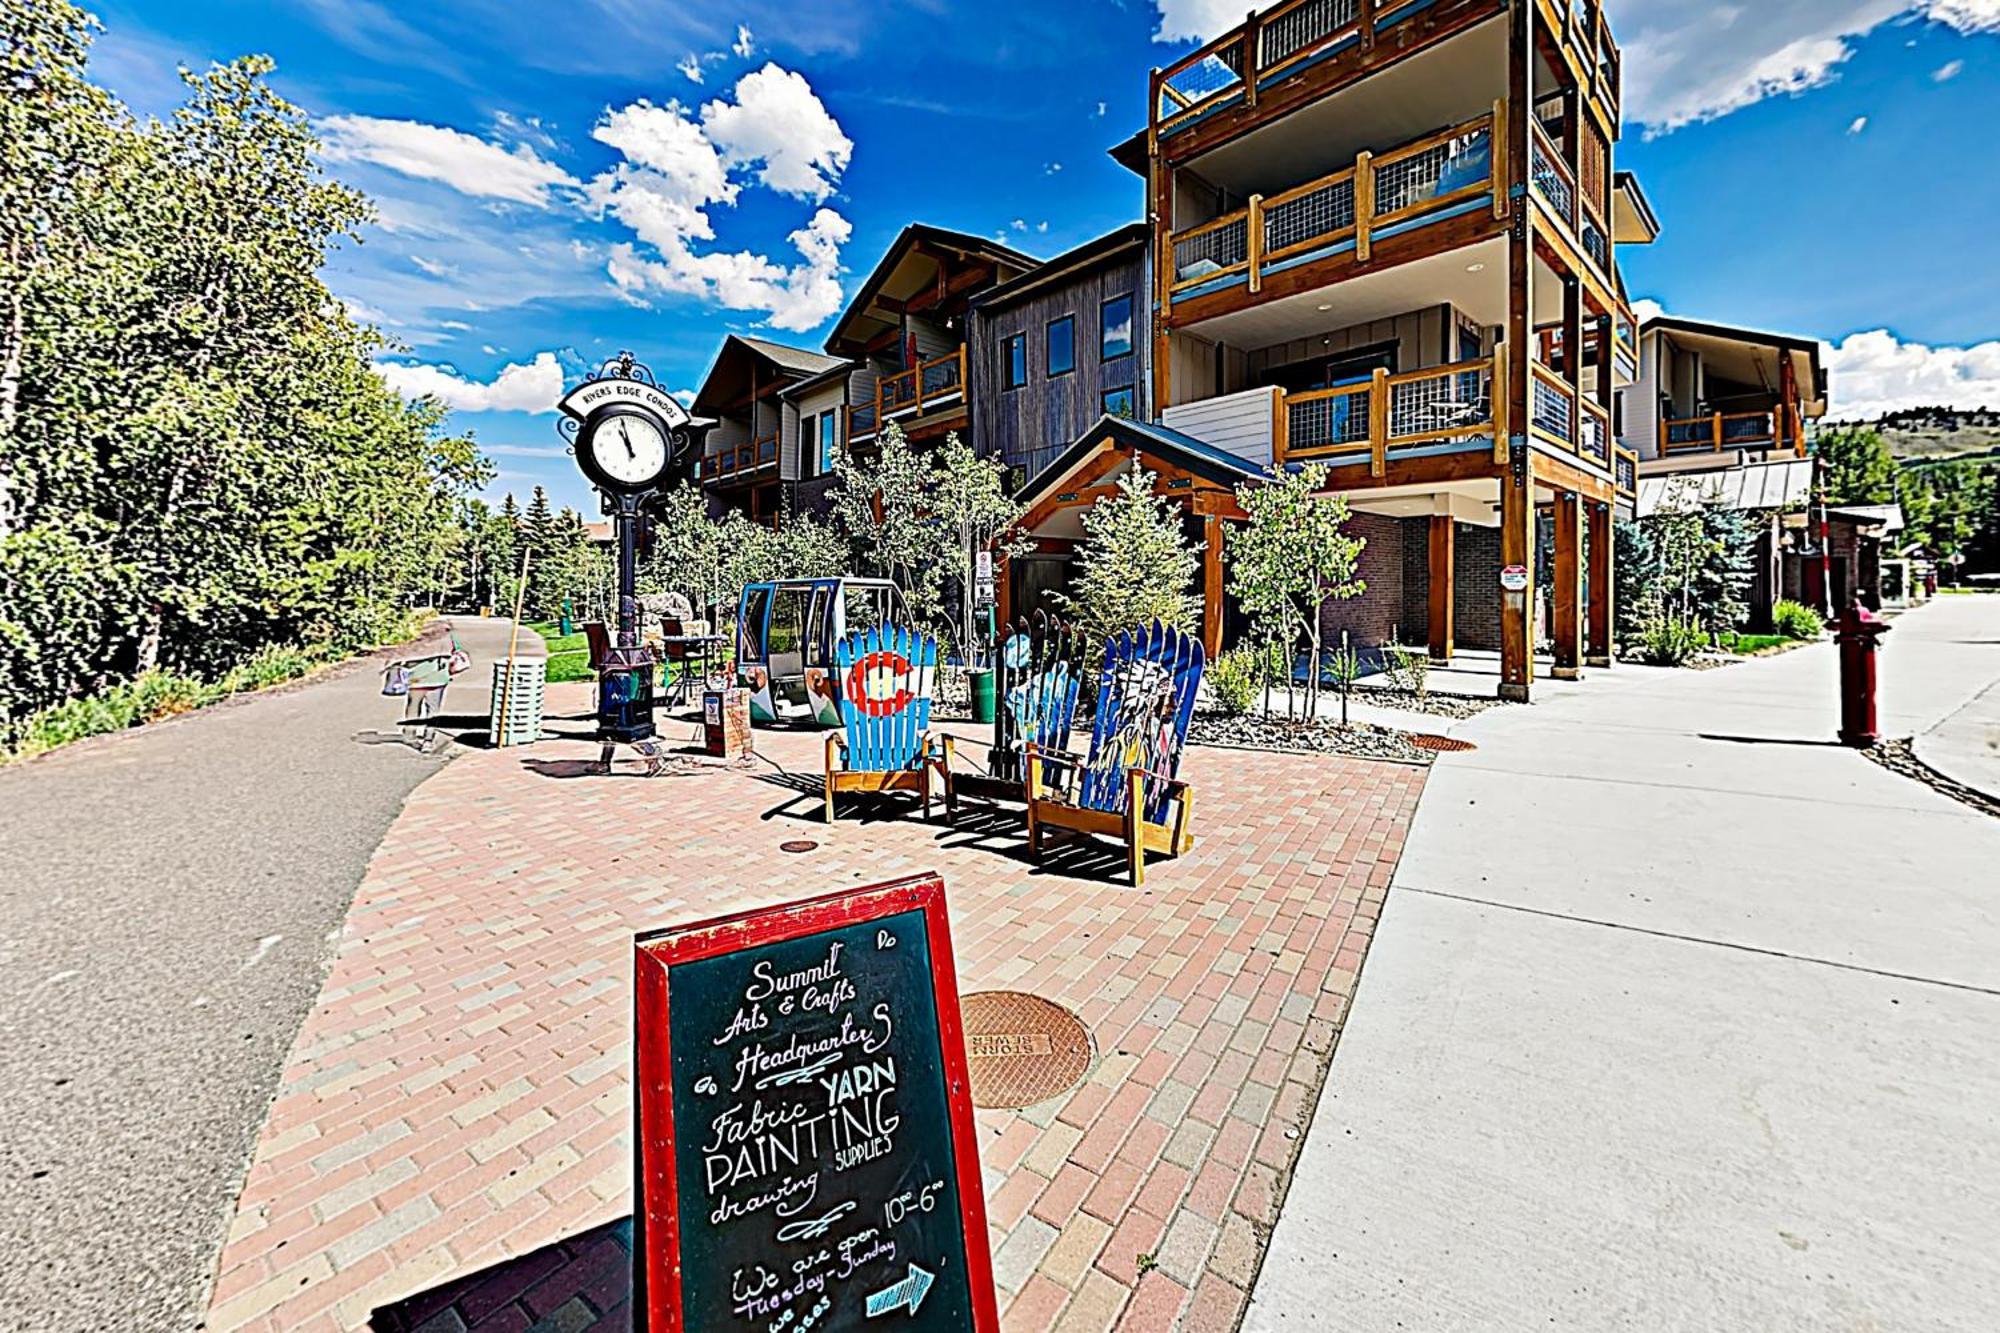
[
  {"xmin": 1456, "ymin": 523, "xmax": 1503, "ymax": 652},
  {"xmin": 1318, "ymin": 512, "xmax": 1408, "ymax": 649}
]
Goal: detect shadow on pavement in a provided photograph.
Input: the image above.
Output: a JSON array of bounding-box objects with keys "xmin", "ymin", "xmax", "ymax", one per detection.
[
  {"xmin": 1699, "ymin": 733, "xmax": 1843, "ymax": 747},
  {"xmin": 372, "ymin": 1217, "xmax": 632, "ymax": 1332}
]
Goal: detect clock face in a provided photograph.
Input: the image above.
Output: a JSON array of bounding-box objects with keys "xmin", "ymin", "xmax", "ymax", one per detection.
[{"xmin": 589, "ymin": 411, "xmax": 669, "ymax": 488}]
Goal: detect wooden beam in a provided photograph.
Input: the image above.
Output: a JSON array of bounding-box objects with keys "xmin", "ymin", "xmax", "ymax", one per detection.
[
  {"xmin": 1501, "ymin": 0, "xmax": 1536, "ymax": 704},
  {"xmin": 1551, "ymin": 490, "xmax": 1583, "ymax": 679},
  {"xmin": 1202, "ymin": 513, "xmax": 1226, "ymax": 660},
  {"xmin": 1428, "ymin": 514, "xmax": 1455, "ymax": 663},
  {"xmin": 1586, "ymin": 498, "xmax": 1614, "ymax": 667}
]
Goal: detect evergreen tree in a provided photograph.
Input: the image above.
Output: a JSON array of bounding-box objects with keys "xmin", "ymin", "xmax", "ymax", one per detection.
[
  {"xmin": 1816, "ymin": 426, "xmax": 1896, "ymax": 505},
  {"xmin": 1057, "ymin": 465, "xmax": 1199, "ymax": 646}
]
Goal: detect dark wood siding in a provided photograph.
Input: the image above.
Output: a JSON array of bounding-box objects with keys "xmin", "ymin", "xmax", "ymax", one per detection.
[{"xmin": 970, "ymin": 253, "xmax": 1150, "ymax": 484}]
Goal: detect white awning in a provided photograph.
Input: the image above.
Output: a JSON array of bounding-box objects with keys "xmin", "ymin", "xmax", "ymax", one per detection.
[{"xmin": 1636, "ymin": 458, "xmax": 1814, "ymax": 517}]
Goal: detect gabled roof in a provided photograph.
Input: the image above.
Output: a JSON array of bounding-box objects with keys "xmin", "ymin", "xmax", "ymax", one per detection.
[
  {"xmin": 974, "ymin": 223, "xmax": 1149, "ymax": 313},
  {"xmin": 824, "ymin": 223, "xmax": 1040, "ymax": 358},
  {"xmin": 1015, "ymin": 414, "xmax": 1262, "ymax": 517},
  {"xmin": 691, "ymin": 334, "xmax": 844, "ymax": 416}
]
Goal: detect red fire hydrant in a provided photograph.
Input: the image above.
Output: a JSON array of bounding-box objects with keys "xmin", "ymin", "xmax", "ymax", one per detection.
[{"xmin": 1835, "ymin": 603, "xmax": 1890, "ymax": 748}]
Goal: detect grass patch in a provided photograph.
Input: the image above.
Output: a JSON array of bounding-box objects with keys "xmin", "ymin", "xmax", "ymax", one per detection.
[
  {"xmin": 1720, "ymin": 632, "xmax": 1787, "ymax": 656},
  {"xmin": 528, "ymin": 620, "xmax": 597, "ymax": 683}
]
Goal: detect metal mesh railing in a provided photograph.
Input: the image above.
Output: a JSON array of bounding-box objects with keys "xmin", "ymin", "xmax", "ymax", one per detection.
[
  {"xmin": 1665, "ymin": 418, "xmax": 1708, "ymax": 446},
  {"xmin": 1531, "ymin": 132, "xmax": 1574, "ymax": 224},
  {"xmin": 1390, "ymin": 364, "xmax": 1492, "ymax": 438},
  {"xmin": 1532, "ymin": 374, "xmax": 1575, "ymax": 444},
  {"xmin": 1263, "ymin": 175, "xmax": 1354, "ymax": 254},
  {"xmin": 1258, "ymin": 0, "xmax": 1357, "ymax": 67},
  {"xmin": 1616, "ymin": 451, "xmax": 1637, "ymax": 493},
  {"xmin": 1159, "ymin": 44, "xmax": 1244, "ymax": 119},
  {"xmin": 1376, "ymin": 125, "xmax": 1490, "ymax": 216},
  {"xmin": 1287, "ymin": 388, "xmax": 1371, "ymax": 453},
  {"xmin": 1578, "ymin": 408, "xmax": 1609, "ymax": 466},
  {"xmin": 1173, "ymin": 216, "xmax": 1248, "ymax": 284},
  {"xmin": 1581, "ymin": 219, "xmax": 1609, "ymax": 272},
  {"xmin": 1724, "ymin": 412, "xmax": 1776, "ymax": 443}
]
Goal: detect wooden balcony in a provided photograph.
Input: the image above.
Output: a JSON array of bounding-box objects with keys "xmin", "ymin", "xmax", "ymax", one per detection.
[
  {"xmin": 1660, "ymin": 407, "xmax": 1808, "ymax": 459},
  {"xmin": 845, "ymin": 346, "xmax": 967, "ymax": 445},
  {"xmin": 1167, "ymin": 110, "xmax": 1501, "ymax": 315},
  {"xmin": 699, "ymin": 434, "xmax": 779, "ymax": 486},
  {"xmin": 1528, "ymin": 119, "xmax": 1613, "ymax": 287},
  {"xmin": 1537, "ymin": 0, "xmax": 1620, "ymax": 127}
]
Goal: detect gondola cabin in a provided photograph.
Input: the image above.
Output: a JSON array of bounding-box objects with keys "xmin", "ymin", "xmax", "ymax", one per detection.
[{"xmin": 735, "ymin": 578, "xmax": 912, "ymax": 726}]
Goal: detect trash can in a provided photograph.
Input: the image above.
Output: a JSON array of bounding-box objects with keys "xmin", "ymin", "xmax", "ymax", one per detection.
[
  {"xmin": 488, "ymin": 659, "xmax": 546, "ymax": 747},
  {"xmin": 969, "ymin": 667, "xmax": 996, "ymax": 724},
  {"xmin": 703, "ymin": 687, "xmax": 752, "ymax": 759}
]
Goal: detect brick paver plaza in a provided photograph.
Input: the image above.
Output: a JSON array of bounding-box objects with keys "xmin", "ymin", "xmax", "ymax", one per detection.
[{"xmin": 202, "ymin": 685, "xmax": 1425, "ymax": 1331}]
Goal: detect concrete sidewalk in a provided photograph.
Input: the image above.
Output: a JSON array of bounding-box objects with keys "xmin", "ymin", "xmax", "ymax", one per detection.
[
  {"xmin": 1246, "ymin": 598, "xmax": 2000, "ymax": 1331},
  {"xmin": 1910, "ymin": 597, "xmax": 2000, "ymax": 803}
]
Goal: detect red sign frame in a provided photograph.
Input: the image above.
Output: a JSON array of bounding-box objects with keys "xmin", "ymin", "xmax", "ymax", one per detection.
[{"xmin": 632, "ymin": 872, "xmax": 999, "ymax": 1332}]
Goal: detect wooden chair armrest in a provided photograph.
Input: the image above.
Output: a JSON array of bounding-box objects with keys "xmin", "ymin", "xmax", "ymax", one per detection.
[
  {"xmin": 1129, "ymin": 764, "xmax": 1189, "ymax": 792},
  {"xmin": 1026, "ymin": 743, "xmax": 1081, "ymax": 801}
]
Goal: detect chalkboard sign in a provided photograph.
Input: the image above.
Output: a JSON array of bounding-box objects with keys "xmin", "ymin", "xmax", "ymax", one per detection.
[{"xmin": 634, "ymin": 873, "xmax": 998, "ymax": 1332}]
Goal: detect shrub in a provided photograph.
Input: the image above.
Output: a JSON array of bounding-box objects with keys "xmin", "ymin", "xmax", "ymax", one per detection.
[
  {"xmin": 1208, "ymin": 648, "xmax": 1261, "ymax": 717},
  {"xmin": 1637, "ymin": 617, "xmax": 1706, "ymax": 666},
  {"xmin": 1380, "ymin": 631, "xmax": 1430, "ymax": 698},
  {"xmin": 1772, "ymin": 599, "xmax": 1824, "ymax": 641}
]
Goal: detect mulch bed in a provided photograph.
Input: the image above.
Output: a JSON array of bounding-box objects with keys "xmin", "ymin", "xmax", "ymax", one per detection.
[{"xmin": 1192, "ymin": 712, "xmax": 1435, "ymax": 764}]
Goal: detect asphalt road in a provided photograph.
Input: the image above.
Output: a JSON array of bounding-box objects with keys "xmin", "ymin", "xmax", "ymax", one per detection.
[{"xmin": 0, "ymin": 616, "xmax": 534, "ymax": 1332}]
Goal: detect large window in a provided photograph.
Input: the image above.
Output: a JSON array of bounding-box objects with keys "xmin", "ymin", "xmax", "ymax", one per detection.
[
  {"xmin": 800, "ymin": 412, "xmax": 817, "ymax": 476},
  {"xmin": 819, "ymin": 411, "xmax": 838, "ymax": 474},
  {"xmin": 1046, "ymin": 316, "xmax": 1075, "ymax": 378},
  {"xmin": 1101, "ymin": 294, "xmax": 1133, "ymax": 361},
  {"xmin": 1002, "ymin": 334, "xmax": 1026, "ymax": 390},
  {"xmin": 1102, "ymin": 386, "xmax": 1136, "ymax": 419}
]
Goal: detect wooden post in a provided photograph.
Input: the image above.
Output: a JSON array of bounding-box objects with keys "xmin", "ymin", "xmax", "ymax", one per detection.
[
  {"xmin": 1355, "ymin": 151, "xmax": 1375, "ymax": 263},
  {"xmin": 1492, "ymin": 347, "xmax": 1510, "ymax": 463},
  {"xmin": 1712, "ymin": 412, "xmax": 1724, "ymax": 452},
  {"xmin": 1427, "ymin": 514, "xmax": 1455, "ymax": 664},
  {"xmin": 1360, "ymin": 0, "xmax": 1377, "ymax": 51},
  {"xmin": 1242, "ymin": 14, "xmax": 1260, "ymax": 109},
  {"xmin": 1369, "ymin": 367, "xmax": 1389, "ymax": 476},
  {"xmin": 1491, "ymin": 99, "xmax": 1509, "ymax": 219},
  {"xmin": 1552, "ymin": 490, "xmax": 1583, "ymax": 679},
  {"xmin": 1500, "ymin": 0, "xmax": 1535, "ymax": 704},
  {"xmin": 1247, "ymin": 194, "xmax": 1268, "ymax": 294},
  {"xmin": 1561, "ymin": 275, "xmax": 1583, "ymax": 400},
  {"xmin": 1273, "ymin": 386, "xmax": 1290, "ymax": 465},
  {"xmin": 1586, "ymin": 498, "xmax": 1614, "ymax": 668},
  {"xmin": 1149, "ymin": 88, "xmax": 1174, "ymax": 420},
  {"xmin": 1202, "ymin": 513, "xmax": 1226, "ymax": 661}
]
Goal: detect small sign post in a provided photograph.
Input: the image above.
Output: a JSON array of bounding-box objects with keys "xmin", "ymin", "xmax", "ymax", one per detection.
[{"xmin": 633, "ymin": 873, "xmax": 998, "ymax": 1332}]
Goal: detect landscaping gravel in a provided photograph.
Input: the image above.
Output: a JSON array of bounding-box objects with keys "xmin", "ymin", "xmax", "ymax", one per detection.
[
  {"xmin": 1346, "ymin": 686, "xmax": 1509, "ymax": 719},
  {"xmin": 1193, "ymin": 712, "xmax": 1435, "ymax": 764}
]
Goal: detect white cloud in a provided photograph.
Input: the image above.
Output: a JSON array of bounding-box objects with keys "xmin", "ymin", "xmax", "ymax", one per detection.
[
  {"xmin": 1044, "ymin": 161, "xmax": 1063, "ymax": 174},
  {"xmin": 733, "ymin": 24, "xmax": 756, "ymax": 58},
  {"xmin": 320, "ymin": 115, "xmax": 578, "ymax": 205},
  {"xmin": 701, "ymin": 64, "xmax": 853, "ymax": 201},
  {"xmin": 1094, "ymin": 101, "xmax": 1108, "ymax": 117},
  {"xmin": 438, "ymin": 318, "xmax": 472, "ymax": 330},
  {"xmin": 1630, "ymin": 297, "xmax": 1669, "ymax": 326},
  {"xmin": 1934, "ymin": 57, "xmax": 1966, "ymax": 79},
  {"xmin": 1824, "ymin": 329, "xmax": 2000, "ymax": 418},
  {"xmin": 1151, "ymin": 0, "xmax": 1240, "ymax": 42},
  {"xmin": 677, "ymin": 53, "xmax": 704, "ymax": 83},
  {"xmin": 377, "ymin": 351, "xmax": 566, "ymax": 413},
  {"xmin": 483, "ymin": 443, "xmax": 569, "ymax": 458},
  {"xmin": 1847, "ymin": 115, "xmax": 1870, "ymax": 134},
  {"xmin": 411, "ymin": 254, "xmax": 459, "ymax": 279},
  {"xmin": 586, "ymin": 65, "xmax": 855, "ymax": 330}
]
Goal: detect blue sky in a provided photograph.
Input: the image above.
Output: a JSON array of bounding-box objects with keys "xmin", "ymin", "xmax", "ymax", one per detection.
[{"xmin": 87, "ymin": 0, "xmax": 2000, "ymax": 513}]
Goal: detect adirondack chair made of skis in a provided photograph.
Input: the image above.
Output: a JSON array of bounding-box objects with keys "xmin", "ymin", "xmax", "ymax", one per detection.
[
  {"xmin": 824, "ymin": 625, "xmax": 950, "ymax": 823},
  {"xmin": 942, "ymin": 614, "xmax": 1086, "ymax": 818},
  {"xmin": 1025, "ymin": 622, "xmax": 1205, "ymax": 885}
]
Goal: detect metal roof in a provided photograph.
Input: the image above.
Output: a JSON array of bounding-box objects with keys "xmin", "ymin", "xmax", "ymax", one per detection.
[{"xmin": 1636, "ymin": 459, "xmax": 1814, "ymax": 516}]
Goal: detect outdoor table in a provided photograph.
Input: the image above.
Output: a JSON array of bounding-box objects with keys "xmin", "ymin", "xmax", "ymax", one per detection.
[{"xmin": 657, "ymin": 633, "xmax": 727, "ymax": 702}]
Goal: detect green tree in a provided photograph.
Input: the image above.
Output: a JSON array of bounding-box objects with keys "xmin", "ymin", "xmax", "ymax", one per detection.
[
  {"xmin": 1228, "ymin": 462, "xmax": 1367, "ymax": 718},
  {"xmin": 1057, "ymin": 466, "xmax": 1199, "ymax": 647},
  {"xmin": 1817, "ymin": 425, "xmax": 1896, "ymax": 505},
  {"xmin": 929, "ymin": 433, "xmax": 1026, "ymax": 665},
  {"xmin": 828, "ymin": 423, "xmax": 941, "ymax": 622}
]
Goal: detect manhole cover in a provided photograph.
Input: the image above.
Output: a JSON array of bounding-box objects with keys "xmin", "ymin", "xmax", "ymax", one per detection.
[
  {"xmin": 959, "ymin": 991, "xmax": 1093, "ymax": 1109},
  {"xmin": 779, "ymin": 839, "xmax": 819, "ymax": 854},
  {"xmin": 1409, "ymin": 733, "xmax": 1477, "ymax": 753}
]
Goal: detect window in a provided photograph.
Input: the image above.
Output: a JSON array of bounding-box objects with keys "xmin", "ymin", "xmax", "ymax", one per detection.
[
  {"xmin": 1102, "ymin": 386, "xmax": 1136, "ymax": 419},
  {"xmin": 1046, "ymin": 316, "xmax": 1075, "ymax": 377},
  {"xmin": 1002, "ymin": 334, "xmax": 1026, "ymax": 390},
  {"xmin": 819, "ymin": 411, "xmax": 838, "ymax": 474},
  {"xmin": 799, "ymin": 412, "xmax": 816, "ymax": 475},
  {"xmin": 1101, "ymin": 294, "xmax": 1133, "ymax": 361}
]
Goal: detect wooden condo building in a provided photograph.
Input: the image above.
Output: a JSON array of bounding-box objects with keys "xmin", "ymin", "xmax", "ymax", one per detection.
[{"xmin": 1126, "ymin": 0, "xmax": 1653, "ymax": 699}]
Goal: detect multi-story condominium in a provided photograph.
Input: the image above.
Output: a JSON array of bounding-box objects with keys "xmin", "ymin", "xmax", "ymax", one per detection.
[
  {"xmin": 689, "ymin": 335, "xmax": 850, "ymax": 525},
  {"xmin": 966, "ymin": 223, "xmax": 1153, "ymax": 485},
  {"xmin": 1618, "ymin": 314, "xmax": 1829, "ymax": 628},
  {"xmin": 822, "ymin": 224, "xmax": 1039, "ymax": 463},
  {"xmin": 1009, "ymin": 0, "xmax": 1655, "ymax": 698}
]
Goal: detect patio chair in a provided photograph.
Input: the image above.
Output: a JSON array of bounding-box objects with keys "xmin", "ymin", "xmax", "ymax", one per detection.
[
  {"xmin": 1025, "ymin": 621, "xmax": 1205, "ymax": 886},
  {"xmin": 942, "ymin": 612, "xmax": 1087, "ymax": 820},
  {"xmin": 824, "ymin": 625, "xmax": 949, "ymax": 824}
]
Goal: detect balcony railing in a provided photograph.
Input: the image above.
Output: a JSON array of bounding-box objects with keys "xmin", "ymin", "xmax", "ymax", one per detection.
[
  {"xmin": 1154, "ymin": 0, "xmax": 1366, "ymax": 135},
  {"xmin": 1578, "ymin": 396, "xmax": 1611, "ymax": 470},
  {"xmin": 1549, "ymin": 0, "xmax": 1621, "ymax": 119},
  {"xmin": 1170, "ymin": 110, "xmax": 1498, "ymax": 302},
  {"xmin": 846, "ymin": 346, "xmax": 967, "ymax": 444},
  {"xmin": 1615, "ymin": 446, "xmax": 1637, "ymax": 496},
  {"xmin": 1280, "ymin": 357, "xmax": 1497, "ymax": 474},
  {"xmin": 1661, "ymin": 407, "xmax": 1807, "ymax": 458},
  {"xmin": 700, "ymin": 434, "xmax": 780, "ymax": 485},
  {"xmin": 1530, "ymin": 363, "xmax": 1576, "ymax": 448}
]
